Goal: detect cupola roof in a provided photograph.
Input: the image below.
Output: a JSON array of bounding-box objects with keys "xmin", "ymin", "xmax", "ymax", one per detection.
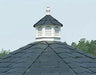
[
  {"xmin": 33, "ymin": 15, "xmax": 63, "ymax": 27},
  {"xmin": 34, "ymin": 7, "xmax": 63, "ymax": 27}
]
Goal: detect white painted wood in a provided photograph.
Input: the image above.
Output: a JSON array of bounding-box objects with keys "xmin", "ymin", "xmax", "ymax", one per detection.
[
  {"xmin": 35, "ymin": 25, "xmax": 61, "ymax": 41},
  {"xmin": 46, "ymin": 7, "xmax": 50, "ymax": 15}
]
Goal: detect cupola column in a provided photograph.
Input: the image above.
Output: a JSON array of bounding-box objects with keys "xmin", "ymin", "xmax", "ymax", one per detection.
[
  {"xmin": 42, "ymin": 26, "xmax": 45, "ymax": 37},
  {"xmin": 52, "ymin": 26, "xmax": 55, "ymax": 37}
]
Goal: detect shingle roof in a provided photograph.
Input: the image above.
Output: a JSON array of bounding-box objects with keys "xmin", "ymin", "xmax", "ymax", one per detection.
[
  {"xmin": 33, "ymin": 15, "xmax": 63, "ymax": 27},
  {"xmin": 0, "ymin": 41, "xmax": 96, "ymax": 75}
]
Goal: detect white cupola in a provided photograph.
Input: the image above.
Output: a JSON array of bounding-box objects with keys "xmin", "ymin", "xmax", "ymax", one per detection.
[{"xmin": 33, "ymin": 7, "xmax": 63, "ymax": 41}]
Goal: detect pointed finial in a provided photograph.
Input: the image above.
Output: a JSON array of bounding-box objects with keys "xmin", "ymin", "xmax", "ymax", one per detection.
[{"xmin": 46, "ymin": 6, "xmax": 50, "ymax": 15}]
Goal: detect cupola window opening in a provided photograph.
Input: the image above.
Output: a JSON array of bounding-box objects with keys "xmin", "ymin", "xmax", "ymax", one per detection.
[
  {"xmin": 45, "ymin": 26, "xmax": 51, "ymax": 36},
  {"xmin": 38, "ymin": 27, "xmax": 42, "ymax": 36},
  {"xmin": 55, "ymin": 26, "xmax": 60, "ymax": 36}
]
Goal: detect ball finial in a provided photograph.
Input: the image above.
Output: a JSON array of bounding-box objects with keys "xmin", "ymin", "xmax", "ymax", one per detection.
[{"xmin": 46, "ymin": 6, "xmax": 50, "ymax": 15}]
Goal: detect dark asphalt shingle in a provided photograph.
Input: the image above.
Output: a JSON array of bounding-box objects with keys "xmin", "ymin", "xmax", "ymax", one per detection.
[
  {"xmin": 33, "ymin": 15, "xmax": 63, "ymax": 27},
  {"xmin": 0, "ymin": 41, "xmax": 96, "ymax": 75}
]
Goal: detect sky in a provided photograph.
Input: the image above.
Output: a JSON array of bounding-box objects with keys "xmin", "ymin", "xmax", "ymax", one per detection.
[{"xmin": 0, "ymin": 0, "xmax": 96, "ymax": 51}]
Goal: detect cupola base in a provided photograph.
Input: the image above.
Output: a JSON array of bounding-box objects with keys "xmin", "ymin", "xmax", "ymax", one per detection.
[{"xmin": 36, "ymin": 37, "xmax": 60, "ymax": 41}]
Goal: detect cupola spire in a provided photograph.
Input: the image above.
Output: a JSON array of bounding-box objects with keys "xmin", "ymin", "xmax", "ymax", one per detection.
[{"xmin": 46, "ymin": 6, "xmax": 50, "ymax": 15}]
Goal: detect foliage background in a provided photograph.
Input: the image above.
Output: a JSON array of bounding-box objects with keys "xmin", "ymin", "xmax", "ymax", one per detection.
[
  {"xmin": 0, "ymin": 49, "xmax": 10, "ymax": 57},
  {"xmin": 71, "ymin": 38, "xmax": 96, "ymax": 56}
]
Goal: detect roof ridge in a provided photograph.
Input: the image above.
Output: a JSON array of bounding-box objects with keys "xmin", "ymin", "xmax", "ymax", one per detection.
[
  {"xmin": 0, "ymin": 42, "xmax": 96, "ymax": 74},
  {"xmin": 0, "ymin": 41, "xmax": 42, "ymax": 60},
  {"xmin": 0, "ymin": 42, "xmax": 45, "ymax": 74},
  {"xmin": 49, "ymin": 15, "xmax": 62, "ymax": 25},
  {"xmin": 23, "ymin": 41, "xmax": 48, "ymax": 74},
  {"xmin": 55, "ymin": 42, "xmax": 96, "ymax": 60},
  {"xmin": 43, "ymin": 15, "xmax": 48, "ymax": 25},
  {"xmin": 46, "ymin": 42, "xmax": 77, "ymax": 75},
  {"xmin": 64, "ymin": 44, "xmax": 96, "ymax": 60}
]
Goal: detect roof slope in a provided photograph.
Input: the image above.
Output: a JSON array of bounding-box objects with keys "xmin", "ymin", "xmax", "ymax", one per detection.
[
  {"xmin": 33, "ymin": 15, "xmax": 63, "ymax": 27},
  {"xmin": 0, "ymin": 41, "xmax": 96, "ymax": 75}
]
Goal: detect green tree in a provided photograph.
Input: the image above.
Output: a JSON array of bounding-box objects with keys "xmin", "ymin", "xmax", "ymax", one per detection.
[
  {"xmin": 64, "ymin": 41, "xmax": 67, "ymax": 44},
  {"xmin": 88, "ymin": 40, "xmax": 96, "ymax": 56},
  {"xmin": 71, "ymin": 42, "xmax": 77, "ymax": 47},
  {"xmin": 71, "ymin": 38, "xmax": 96, "ymax": 56},
  {"xmin": 0, "ymin": 49, "xmax": 10, "ymax": 57}
]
